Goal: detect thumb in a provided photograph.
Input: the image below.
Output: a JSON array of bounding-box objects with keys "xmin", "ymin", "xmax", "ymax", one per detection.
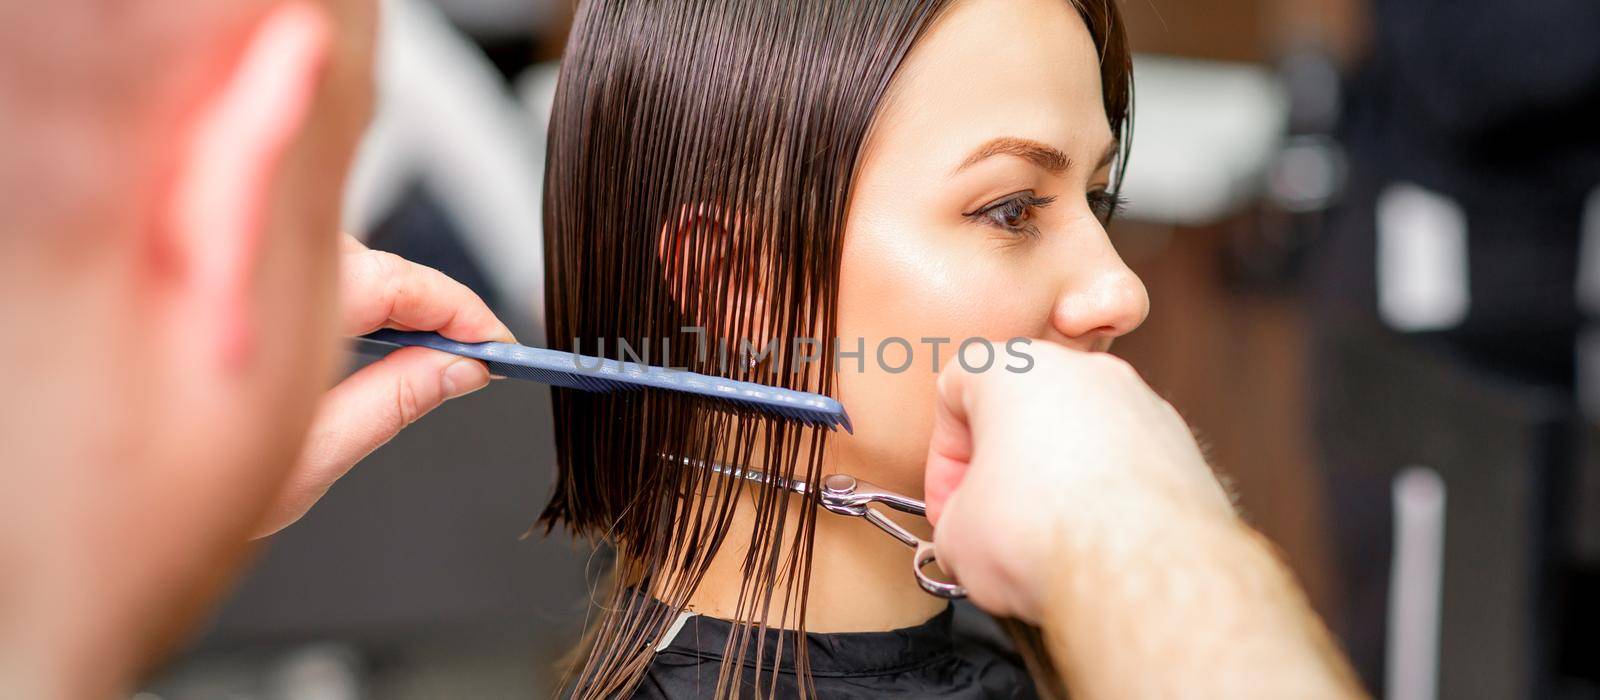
[
  {"xmin": 253, "ymin": 346, "xmax": 488, "ymax": 536},
  {"xmin": 924, "ymin": 366, "xmax": 977, "ymax": 526}
]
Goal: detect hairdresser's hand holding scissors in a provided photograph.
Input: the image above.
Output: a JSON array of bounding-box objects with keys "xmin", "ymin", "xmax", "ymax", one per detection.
[
  {"xmin": 923, "ymin": 342, "xmax": 1365, "ymax": 698},
  {"xmin": 252, "ymin": 235, "xmax": 514, "ymax": 537}
]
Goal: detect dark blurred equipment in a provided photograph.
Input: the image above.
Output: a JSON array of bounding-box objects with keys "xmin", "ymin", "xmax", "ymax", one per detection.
[
  {"xmin": 1312, "ymin": 0, "xmax": 1600, "ymax": 363},
  {"xmin": 1316, "ymin": 325, "xmax": 1579, "ymax": 699},
  {"xmin": 1308, "ymin": 0, "xmax": 1600, "ymax": 696}
]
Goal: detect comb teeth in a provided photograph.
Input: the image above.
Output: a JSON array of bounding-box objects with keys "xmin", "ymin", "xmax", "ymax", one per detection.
[
  {"xmin": 356, "ymin": 330, "xmax": 852, "ymax": 432},
  {"xmin": 483, "ymin": 361, "xmax": 642, "ymax": 393}
]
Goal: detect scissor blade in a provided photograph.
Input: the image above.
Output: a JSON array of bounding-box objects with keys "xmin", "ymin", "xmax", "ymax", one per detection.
[{"xmin": 660, "ymin": 453, "xmax": 811, "ymax": 497}]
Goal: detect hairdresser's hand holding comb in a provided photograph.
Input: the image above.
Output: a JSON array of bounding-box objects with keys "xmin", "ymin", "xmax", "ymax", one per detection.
[
  {"xmin": 923, "ymin": 342, "xmax": 1365, "ymax": 698},
  {"xmin": 252, "ymin": 235, "xmax": 515, "ymax": 538}
]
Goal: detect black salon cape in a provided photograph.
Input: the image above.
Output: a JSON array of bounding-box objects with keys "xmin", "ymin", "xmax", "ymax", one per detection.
[{"xmin": 631, "ymin": 601, "xmax": 1039, "ymax": 698}]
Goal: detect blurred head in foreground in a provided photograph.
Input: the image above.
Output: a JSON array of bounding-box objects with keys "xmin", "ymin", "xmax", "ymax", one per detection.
[{"xmin": 0, "ymin": 1, "xmax": 374, "ymax": 695}]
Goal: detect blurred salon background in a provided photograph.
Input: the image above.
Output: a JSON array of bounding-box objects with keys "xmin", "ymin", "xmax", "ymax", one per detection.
[{"xmin": 138, "ymin": 0, "xmax": 1600, "ymax": 697}]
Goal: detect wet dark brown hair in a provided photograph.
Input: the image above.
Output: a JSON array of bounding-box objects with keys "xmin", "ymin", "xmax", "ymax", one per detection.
[{"xmin": 540, "ymin": 1, "xmax": 1132, "ymax": 696}]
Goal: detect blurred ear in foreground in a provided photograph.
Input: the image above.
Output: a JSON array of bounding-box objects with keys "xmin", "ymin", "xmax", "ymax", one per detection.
[{"xmin": 168, "ymin": 1, "xmax": 331, "ymax": 371}]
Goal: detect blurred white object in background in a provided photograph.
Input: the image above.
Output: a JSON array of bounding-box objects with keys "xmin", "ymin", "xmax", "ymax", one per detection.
[
  {"xmin": 1376, "ymin": 182, "xmax": 1470, "ymax": 332},
  {"xmin": 515, "ymin": 63, "xmax": 560, "ymax": 146},
  {"xmin": 1118, "ymin": 54, "xmax": 1289, "ymax": 226},
  {"xmin": 269, "ymin": 643, "xmax": 364, "ymax": 700},
  {"xmin": 1387, "ymin": 466, "xmax": 1446, "ymax": 700},
  {"xmin": 343, "ymin": 0, "xmax": 548, "ymax": 336}
]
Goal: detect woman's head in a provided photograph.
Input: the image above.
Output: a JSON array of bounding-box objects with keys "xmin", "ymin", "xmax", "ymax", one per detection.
[
  {"xmin": 831, "ymin": 0, "xmax": 1147, "ymax": 496},
  {"xmin": 541, "ymin": 0, "xmax": 1137, "ymax": 695}
]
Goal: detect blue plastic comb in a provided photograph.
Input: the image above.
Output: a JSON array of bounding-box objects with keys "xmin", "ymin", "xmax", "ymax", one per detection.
[{"xmin": 355, "ymin": 330, "xmax": 852, "ymax": 432}]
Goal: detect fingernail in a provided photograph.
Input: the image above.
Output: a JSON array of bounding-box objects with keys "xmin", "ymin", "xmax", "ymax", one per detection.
[{"xmin": 442, "ymin": 359, "xmax": 490, "ymax": 399}]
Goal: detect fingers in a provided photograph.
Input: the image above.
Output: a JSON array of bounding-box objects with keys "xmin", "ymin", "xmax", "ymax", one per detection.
[
  {"xmin": 256, "ymin": 239, "xmax": 509, "ymax": 537},
  {"xmin": 339, "ymin": 235, "xmax": 514, "ymax": 343},
  {"xmin": 253, "ymin": 346, "xmax": 489, "ymax": 537},
  {"xmin": 924, "ymin": 366, "xmax": 979, "ymax": 526}
]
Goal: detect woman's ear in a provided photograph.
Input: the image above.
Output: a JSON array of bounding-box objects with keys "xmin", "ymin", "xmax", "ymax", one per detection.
[{"xmin": 656, "ymin": 203, "xmax": 766, "ymax": 333}]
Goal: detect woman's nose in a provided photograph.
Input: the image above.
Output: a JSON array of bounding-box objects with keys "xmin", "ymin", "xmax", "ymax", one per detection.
[{"xmin": 1050, "ymin": 258, "xmax": 1149, "ymax": 344}]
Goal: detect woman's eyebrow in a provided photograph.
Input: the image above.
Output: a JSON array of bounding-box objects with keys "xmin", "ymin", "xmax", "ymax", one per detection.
[
  {"xmin": 950, "ymin": 137, "xmax": 1120, "ymax": 176},
  {"xmin": 953, "ymin": 137, "xmax": 1070, "ymax": 175}
]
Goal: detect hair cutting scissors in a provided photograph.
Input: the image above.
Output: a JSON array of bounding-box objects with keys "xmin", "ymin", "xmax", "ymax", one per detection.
[{"xmin": 666, "ymin": 455, "xmax": 967, "ymax": 599}]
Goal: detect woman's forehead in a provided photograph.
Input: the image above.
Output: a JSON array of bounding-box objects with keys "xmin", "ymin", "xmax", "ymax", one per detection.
[{"xmin": 867, "ymin": 0, "xmax": 1114, "ymax": 173}]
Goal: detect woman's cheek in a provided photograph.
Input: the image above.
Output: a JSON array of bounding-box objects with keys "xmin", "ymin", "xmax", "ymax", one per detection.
[{"xmin": 830, "ymin": 221, "xmax": 1028, "ymax": 492}]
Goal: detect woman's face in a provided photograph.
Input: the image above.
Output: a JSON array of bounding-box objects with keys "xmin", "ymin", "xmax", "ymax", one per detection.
[{"xmin": 828, "ymin": 0, "xmax": 1148, "ymax": 494}]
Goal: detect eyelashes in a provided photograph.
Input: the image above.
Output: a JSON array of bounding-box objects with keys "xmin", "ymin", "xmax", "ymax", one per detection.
[
  {"xmin": 1087, "ymin": 189, "xmax": 1127, "ymax": 225},
  {"xmin": 963, "ymin": 188, "xmax": 1127, "ymax": 239},
  {"xmin": 965, "ymin": 191, "xmax": 1056, "ymax": 238}
]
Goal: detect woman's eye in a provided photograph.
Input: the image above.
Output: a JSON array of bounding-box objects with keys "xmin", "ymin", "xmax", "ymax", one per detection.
[
  {"xmin": 1087, "ymin": 189, "xmax": 1128, "ymax": 225},
  {"xmin": 967, "ymin": 191, "xmax": 1056, "ymax": 237}
]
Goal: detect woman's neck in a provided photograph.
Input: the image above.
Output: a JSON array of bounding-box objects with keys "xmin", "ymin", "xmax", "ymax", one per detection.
[{"xmin": 675, "ymin": 489, "xmax": 948, "ymax": 633}]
